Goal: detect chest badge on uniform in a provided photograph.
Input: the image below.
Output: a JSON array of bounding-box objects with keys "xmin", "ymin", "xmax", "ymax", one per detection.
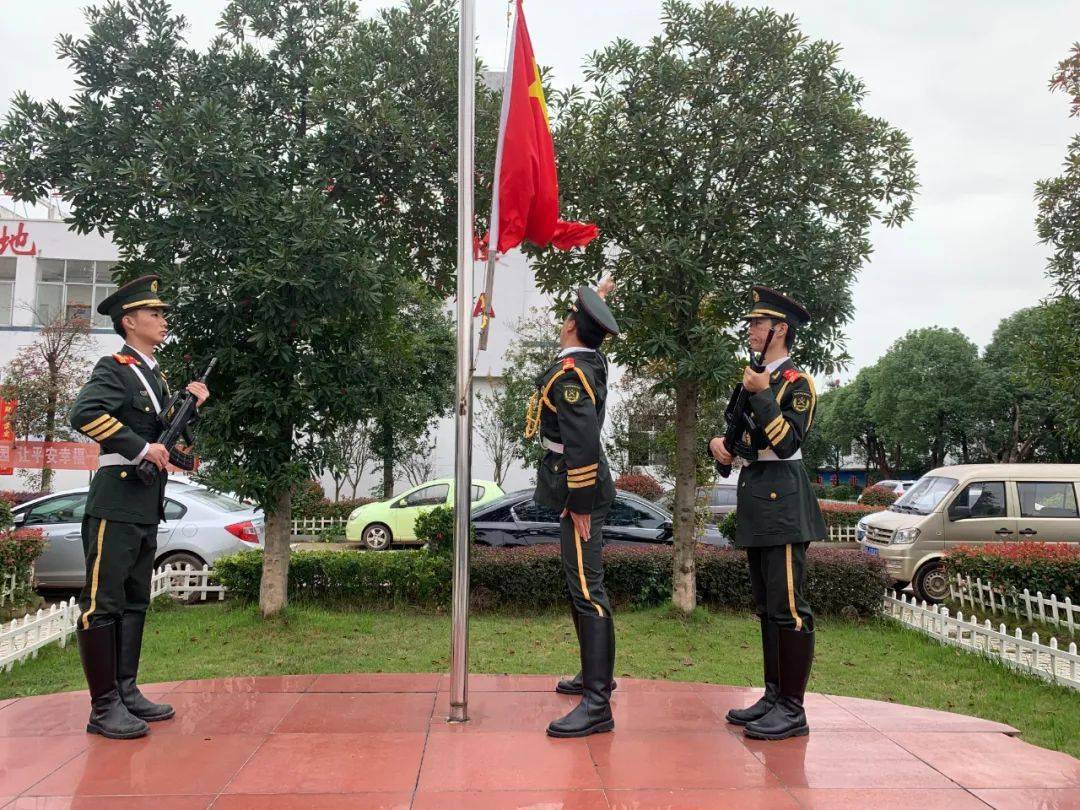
[
  {"xmin": 792, "ymin": 392, "xmax": 812, "ymax": 412},
  {"xmin": 564, "ymin": 385, "xmax": 582, "ymax": 404}
]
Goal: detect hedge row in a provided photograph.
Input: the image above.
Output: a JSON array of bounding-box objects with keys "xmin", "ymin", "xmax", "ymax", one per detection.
[
  {"xmin": 0, "ymin": 491, "xmax": 48, "ymax": 507},
  {"xmin": 614, "ymin": 474, "xmax": 664, "ymax": 502},
  {"xmin": 946, "ymin": 542, "xmax": 1080, "ymax": 601},
  {"xmin": 213, "ymin": 545, "xmax": 888, "ymax": 617},
  {"xmin": 0, "ymin": 528, "xmax": 46, "ymax": 603}
]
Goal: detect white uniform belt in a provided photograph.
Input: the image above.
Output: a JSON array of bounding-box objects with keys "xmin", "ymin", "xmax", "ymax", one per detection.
[
  {"xmin": 541, "ymin": 436, "xmax": 565, "ymax": 454},
  {"xmin": 756, "ymin": 448, "xmax": 802, "ymax": 462},
  {"xmin": 98, "ymin": 453, "xmax": 137, "ymax": 468}
]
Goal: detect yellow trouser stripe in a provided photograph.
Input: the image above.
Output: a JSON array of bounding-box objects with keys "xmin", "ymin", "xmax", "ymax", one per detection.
[
  {"xmin": 568, "ymin": 479, "xmax": 596, "ymax": 489},
  {"xmin": 95, "ymin": 421, "xmax": 124, "ymax": 442},
  {"xmin": 82, "ymin": 519, "xmax": 107, "ymax": 630},
  {"xmin": 81, "ymin": 413, "xmax": 112, "ymax": 432},
  {"xmin": 786, "ymin": 544, "xmax": 802, "ymax": 632},
  {"xmin": 574, "ymin": 527, "xmax": 604, "ymax": 617}
]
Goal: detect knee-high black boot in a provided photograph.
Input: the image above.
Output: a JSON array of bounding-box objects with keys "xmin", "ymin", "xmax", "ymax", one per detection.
[
  {"xmin": 116, "ymin": 612, "xmax": 175, "ymax": 722},
  {"xmin": 77, "ymin": 623, "xmax": 149, "ymax": 740},
  {"xmin": 556, "ymin": 610, "xmax": 618, "ymax": 695},
  {"xmin": 726, "ymin": 618, "xmax": 779, "ymax": 725},
  {"xmin": 547, "ymin": 614, "xmax": 615, "ymax": 738},
  {"xmin": 744, "ymin": 627, "xmax": 814, "ymax": 741}
]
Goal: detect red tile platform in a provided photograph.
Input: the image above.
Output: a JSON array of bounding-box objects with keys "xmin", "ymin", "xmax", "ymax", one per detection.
[{"xmin": 0, "ymin": 674, "xmax": 1077, "ymax": 808}]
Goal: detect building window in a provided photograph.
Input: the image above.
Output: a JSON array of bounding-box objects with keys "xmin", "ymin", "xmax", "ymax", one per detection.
[
  {"xmin": 36, "ymin": 259, "xmax": 117, "ymax": 328},
  {"xmin": 0, "ymin": 257, "xmax": 15, "ymax": 326}
]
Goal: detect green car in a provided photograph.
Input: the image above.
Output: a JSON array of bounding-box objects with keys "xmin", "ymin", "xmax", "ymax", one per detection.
[{"xmin": 345, "ymin": 478, "xmax": 504, "ymax": 550}]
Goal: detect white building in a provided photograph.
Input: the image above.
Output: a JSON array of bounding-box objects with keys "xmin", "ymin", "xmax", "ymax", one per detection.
[{"xmin": 0, "ymin": 207, "xmax": 626, "ymax": 497}]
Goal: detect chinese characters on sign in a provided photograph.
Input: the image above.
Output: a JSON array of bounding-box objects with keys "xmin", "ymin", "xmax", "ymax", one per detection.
[
  {"xmin": 0, "ymin": 441, "xmax": 99, "ymax": 471},
  {"xmin": 0, "ymin": 222, "xmax": 37, "ymax": 257},
  {"xmin": 0, "ymin": 399, "xmax": 15, "ymax": 475}
]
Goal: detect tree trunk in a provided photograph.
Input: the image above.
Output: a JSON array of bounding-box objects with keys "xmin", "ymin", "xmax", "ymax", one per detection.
[
  {"xmin": 41, "ymin": 368, "xmax": 59, "ymax": 492},
  {"xmin": 671, "ymin": 378, "xmax": 699, "ymax": 614},
  {"xmin": 381, "ymin": 418, "xmax": 394, "ymax": 499},
  {"xmin": 259, "ymin": 485, "xmax": 293, "ymax": 617}
]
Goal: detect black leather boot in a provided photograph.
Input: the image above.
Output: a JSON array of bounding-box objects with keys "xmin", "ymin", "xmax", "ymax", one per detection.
[
  {"xmin": 744, "ymin": 627, "xmax": 814, "ymax": 741},
  {"xmin": 726, "ymin": 618, "xmax": 779, "ymax": 725},
  {"xmin": 556, "ymin": 610, "xmax": 618, "ymax": 696},
  {"xmin": 547, "ymin": 614, "xmax": 615, "ymax": 738},
  {"xmin": 77, "ymin": 623, "xmax": 149, "ymax": 740},
  {"xmin": 116, "ymin": 612, "xmax": 174, "ymax": 722}
]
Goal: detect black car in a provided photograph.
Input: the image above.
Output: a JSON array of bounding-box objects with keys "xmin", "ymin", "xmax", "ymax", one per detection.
[{"xmin": 472, "ymin": 489, "xmax": 729, "ymax": 548}]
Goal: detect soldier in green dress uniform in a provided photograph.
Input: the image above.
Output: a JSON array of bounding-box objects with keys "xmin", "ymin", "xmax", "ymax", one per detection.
[
  {"xmin": 526, "ymin": 284, "xmax": 620, "ymax": 738},
  {"xmin": 709, "ymin": 285, "xmax": 826, "ymax": 741},
  {"xmin": 68, "ymin": 275, "xmax": 209, "ymax": 739}
]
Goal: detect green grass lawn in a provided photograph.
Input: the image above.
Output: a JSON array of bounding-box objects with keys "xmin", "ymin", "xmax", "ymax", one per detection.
[{"xmin": 2, "ymin": 601, "xmax": 1077, "ymax": 758}]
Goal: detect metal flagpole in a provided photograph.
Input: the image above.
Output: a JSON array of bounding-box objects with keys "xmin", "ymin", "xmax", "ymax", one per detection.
[
  {"xmin": 448, "ymin": 0, "xmax": 476, "ymax": 724},
  {"xmin": 477, "ymin": 1, "xmax": 518, "ymax": 353}
]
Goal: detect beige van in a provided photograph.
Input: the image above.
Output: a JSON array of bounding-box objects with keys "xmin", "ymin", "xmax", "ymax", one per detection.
[{"xmin": 857, "ymin": 464, "xmax": 1080, "ymax": 603}]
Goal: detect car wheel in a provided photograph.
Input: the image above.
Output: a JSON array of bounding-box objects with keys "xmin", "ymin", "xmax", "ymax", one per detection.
[
  {"xmin": 913, "ymin": 562, "xmax": 948, "ymax": 604},
  {"xmin": 157, "ymin": 552, "xmax": 208, "ymax": 604},
  {"xmin": 362, "ymin": 523, "xmax": 392, "ymax": 551}
]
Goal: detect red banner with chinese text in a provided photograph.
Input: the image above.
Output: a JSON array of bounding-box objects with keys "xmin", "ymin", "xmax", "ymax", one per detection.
[{"xmin": 0, "ymin": 400, "xmax": 16, "ymax": 475}]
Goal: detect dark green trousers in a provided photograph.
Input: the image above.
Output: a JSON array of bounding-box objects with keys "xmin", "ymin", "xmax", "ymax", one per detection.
[
  {"xmin": 78, "ymin": 516, "xmax": 157, "ymax": 630},
  {"xmin": 559, "ymin": 502, "xmax": 612, "ymax": 619},
  {"xmin": 747, "ymin": 542, "xmax": 813, "ymax": 631}
]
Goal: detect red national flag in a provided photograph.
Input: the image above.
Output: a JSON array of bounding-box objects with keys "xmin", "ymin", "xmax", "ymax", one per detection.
[{"xmin": 487, "ymin": 0, "xmax": 598, "ymax": 255}]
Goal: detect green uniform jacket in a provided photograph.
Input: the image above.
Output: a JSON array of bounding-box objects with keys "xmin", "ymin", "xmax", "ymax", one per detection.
[
  {"xmin": 734, "ymin": 359, "xmax": 827, "ymax": 548},
  {"xmin": 533, "ymin": 350, "xmax": 616, "ymax": 515},
  {"xmin": 68, "ymin": 345, "xmax": 169, "ymax": 524}
]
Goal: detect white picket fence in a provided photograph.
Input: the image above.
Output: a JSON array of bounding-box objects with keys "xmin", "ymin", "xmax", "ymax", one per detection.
[
  {"xmin": 291, "ymin": 517, "xmax": 346, "ymax": 536},
  {"xmin": 884, "ymin": 591, "xmax": 1080, "ymax": 691},
  {"xmin": 950, "ymin": 574, "xmax": 1080, "ymax": 634},
  {"xmin": 825, "ymin": 525, "xmax": 857, "ymax": 543},
  {"xmin": 0, "ymin": 564, "xmax": 225, "ymax": 673}
]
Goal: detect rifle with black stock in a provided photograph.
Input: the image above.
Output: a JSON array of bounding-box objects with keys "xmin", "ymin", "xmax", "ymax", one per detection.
[
  {"xmin": 136, "ymin": 357, "xmax": 217, "ymax": 485},
  {"xmin": 710, "ymin": 330, "xmax": 774, "ymax": 478}
]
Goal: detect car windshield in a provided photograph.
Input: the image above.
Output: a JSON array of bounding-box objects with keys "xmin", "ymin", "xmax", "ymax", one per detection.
[
  {"xmin": 178, "ymin": 488, "xmax": 249, "ymax": 513},
  {"xmin": 892, "ymin": 476, "xmax": 957, "ymax": 515}
]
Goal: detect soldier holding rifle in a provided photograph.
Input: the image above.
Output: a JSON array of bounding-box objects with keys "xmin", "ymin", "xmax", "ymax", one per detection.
[
  {"xmin": 709, "ymin": 285, "xmax": 826, "ymax": 741},
  {"xmin": 68, "ymin": 275, "xmax": 209, "ymax": 739}
]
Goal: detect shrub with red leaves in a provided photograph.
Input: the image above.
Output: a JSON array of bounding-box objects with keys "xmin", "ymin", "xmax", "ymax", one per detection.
[
  {"xmin": 614, "ymin": 474, "xmax": 664, "ymax": 502},
  {"xmin": 858, "ymin": 485, "xmax": 899, "ymax": 507},
  {"xmin": 946, "ymin": 542, "xmax": 1080, "ymax": 600}
]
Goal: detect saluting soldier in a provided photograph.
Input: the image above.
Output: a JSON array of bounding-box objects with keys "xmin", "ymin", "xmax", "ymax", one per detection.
[
  {"xmin": 68, "ymin": 275, "xmax": 209, "ymax": 739},
  {"xmin": 709, "ymin": 285, "xmax": 826, "ymax": 741},
  {"xmin": 526, "ymin": 283, "xmax": 620, "ymax": 738}
]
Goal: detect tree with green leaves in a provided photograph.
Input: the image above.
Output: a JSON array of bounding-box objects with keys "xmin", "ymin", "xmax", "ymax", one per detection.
[
  {"xmin": 1036, "ymin": 43, "xmax": 1080, "ymax": 297},
  {"xmin": 866, "ymin": 327, "xmax": 988, "ymax": 470},
  {"xmin": 982, "ymin": 306, "xmax": 1067, "ymax": 462},
  {"xmin": 532, "ymin": 2, "xmax": 917, "ymax": 611},
  {"xmin": 366, "ymin": 286, "xmax": 455, "ymax": 498},
  {"xmin": 496, "ymin": 311, "xmax": 562, "ymax": 473},
  {"xmin": 0, "ymin": 0, "xmax": 467, "ymax": 616}
]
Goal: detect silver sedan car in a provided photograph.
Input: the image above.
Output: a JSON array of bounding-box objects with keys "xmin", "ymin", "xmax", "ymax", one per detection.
[{"xmin": 13, "ymin": 479, "xmax": 264, "ymax": 588}]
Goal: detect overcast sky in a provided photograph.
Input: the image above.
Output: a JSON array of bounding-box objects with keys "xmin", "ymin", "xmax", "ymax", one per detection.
[{"xmin": 3, "ymin": 0, "xmax": 1078, "ymax": 378}]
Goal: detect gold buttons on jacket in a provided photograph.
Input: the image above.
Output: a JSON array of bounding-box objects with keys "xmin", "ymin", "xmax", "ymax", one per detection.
[
  {"xmin": 144, "ymin": 406, "xmax": 151, "ymax": 412},
  {"xmin": 120, "ymin": 471, "xmax": 128, "ymax": 479},
  {"xmin": 770, "ymin": 492, "xmax": 777, "ymax": 500}
]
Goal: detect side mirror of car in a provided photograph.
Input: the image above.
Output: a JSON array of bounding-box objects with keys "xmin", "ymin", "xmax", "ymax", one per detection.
[
  {"xmin": 12, "ymin": 512, "xmax": 25, "ymax": 526},
  {"xmin": 660, "ymin": 520, "xmax": 673, "ymax": 538},
  {"xmin": 948, "ymin": 504, "xmax": 971, "ymax": 522}
]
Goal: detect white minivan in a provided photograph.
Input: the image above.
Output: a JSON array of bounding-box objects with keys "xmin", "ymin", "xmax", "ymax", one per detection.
[{"xmin": 857, "ymin": 464, "xmax": 1080, "ymax": 603}]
